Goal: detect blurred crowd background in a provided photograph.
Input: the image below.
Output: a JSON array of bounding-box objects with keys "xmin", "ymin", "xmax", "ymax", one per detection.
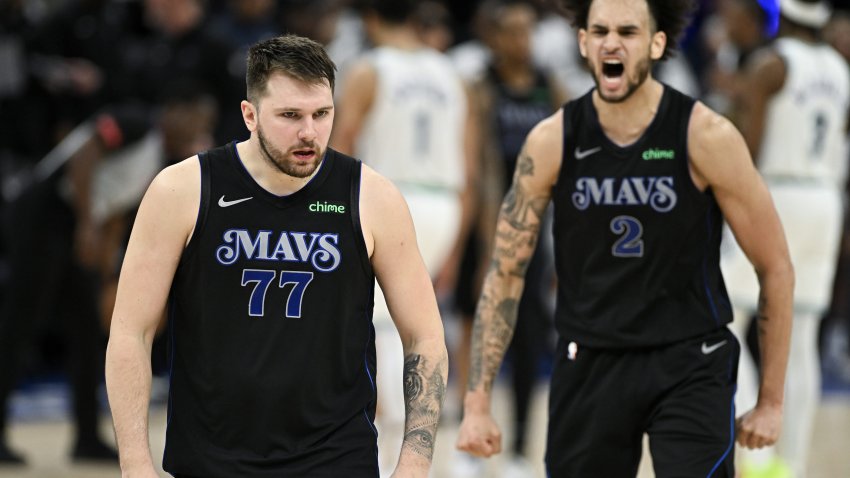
[{"xmin": 1, "ymin": 0, "xmax": 850, "ymax": 477}]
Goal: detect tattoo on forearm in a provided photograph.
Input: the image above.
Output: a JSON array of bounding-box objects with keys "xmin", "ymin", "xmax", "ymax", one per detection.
[
  {"xmin": 402, "ymin": 353, "xmax": 447, "ymax": 460},
  {"xmin": 468, "ymin": 147, "xmax": 549, "ymax": 393},
  {"xmin": 503, "ymin": 152, "xmax": 550, "ymax": 230}
]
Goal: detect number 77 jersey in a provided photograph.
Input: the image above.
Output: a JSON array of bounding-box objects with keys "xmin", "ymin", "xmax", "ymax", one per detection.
[
  {"xmin": 551, "ymin": 85, "xmax": 732, "ymax": 349},
  {"xmin": 164, "ymin": 144, "xmax": 378, "ymax": 476}
]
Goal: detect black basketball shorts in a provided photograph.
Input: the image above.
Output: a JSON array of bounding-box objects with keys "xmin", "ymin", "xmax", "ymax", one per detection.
[{"xmin": 545, "ymin": 326, "xmax": 739, "ymax": 477}]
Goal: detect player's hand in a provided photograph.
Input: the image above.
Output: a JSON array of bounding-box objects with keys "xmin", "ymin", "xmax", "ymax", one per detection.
[
  {"xmin": 735, "ymin": 402, "xmax": 783, "ymax": 449},
  {"xmin": 456, "ymin": 409, "xmax": 502, "ymax": 457}
]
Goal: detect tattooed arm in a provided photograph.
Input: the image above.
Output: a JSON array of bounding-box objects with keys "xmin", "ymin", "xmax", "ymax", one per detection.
[
  {"xmin": 456, "ymin": 110, "xmax": 564, "ymax": 458},
  {"xmin": 400, "ymin": 353, "xmax": 448, "ymax": 463},
  {"xmin": 359, "ymin": 165, "xmax": 449, "ymax": 476}
]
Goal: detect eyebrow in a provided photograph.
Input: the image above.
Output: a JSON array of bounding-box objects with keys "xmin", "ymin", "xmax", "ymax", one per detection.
[{"xmin": 274, "ymin": 105, "xmax": 335, "ymax": 112}]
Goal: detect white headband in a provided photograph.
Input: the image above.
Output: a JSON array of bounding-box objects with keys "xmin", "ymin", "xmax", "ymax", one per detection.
[{"xmin": 780, "ymin": 0, "xmax": 832, "ymax": 28}]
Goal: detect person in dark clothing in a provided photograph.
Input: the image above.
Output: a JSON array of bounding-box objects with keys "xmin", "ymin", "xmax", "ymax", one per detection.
[
  {"xmin": 105, "ymin": 34, "xmax": 448, "ymax": 478},
  {"xmin": 123, "ymin": 0, "xmax": 244, "ymax": 144},
  {"xmin": 0, "ymin": 104, "xmax": 153, "ymax": 465},
  {"xmin": 452, "ymin": 2, "xmax": 566, "ymax": 475},
  {"xmin": 456, "ymin": 0, "xmax": 794, "ymax": 476}
]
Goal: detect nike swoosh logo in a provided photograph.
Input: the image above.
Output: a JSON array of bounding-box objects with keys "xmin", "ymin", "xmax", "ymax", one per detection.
[
  {"xmin": 218, "ymin": 195, "xmax": 253, "ymax": 207},
  {"xmin": 701, "ymin": 339, "xmax": 728, "ymax": 355},
  {"xmin": 574, "ymin": 146, "xmax": 602, "ymax": 160}
]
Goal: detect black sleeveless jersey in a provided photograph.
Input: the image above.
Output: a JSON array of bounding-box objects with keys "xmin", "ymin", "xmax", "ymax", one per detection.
[
  {"xmin": 551, "ymin": 85, "xmax": 732, "ymax": 349},
  {"xmin": 163, "ymin": 144, "xmax": 378, "ymax": 477},
  {"xmin": 489, "ymin": 66, "xmax": 556, "ymax": 187}
]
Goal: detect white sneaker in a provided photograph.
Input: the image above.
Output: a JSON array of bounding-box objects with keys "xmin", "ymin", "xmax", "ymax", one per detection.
[{"xmin": 502, "ymin": 455, "xmax": 535, "ymax": 478}]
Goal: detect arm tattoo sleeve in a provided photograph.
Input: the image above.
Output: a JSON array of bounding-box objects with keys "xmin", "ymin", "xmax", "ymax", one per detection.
[
  {"xmin": 469, "ymin": 149, "xmax": 550, "ymax": 393},
  {"xmin": 401, "ymin": 353, "xmax": 447, "ymax": 460}
]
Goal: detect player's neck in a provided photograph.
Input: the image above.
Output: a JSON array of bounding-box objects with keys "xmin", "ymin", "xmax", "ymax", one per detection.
[{"xmin": 593, "ymin": 79, "xmax": 664, "ymax": 147}]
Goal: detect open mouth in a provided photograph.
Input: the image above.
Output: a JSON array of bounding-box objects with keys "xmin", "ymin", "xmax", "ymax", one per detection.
[
  {"xmin": 293, "ymin": 149, "xmax": 315, "ymax": 160},
  {"xmin": 602, "ymin": 60, "xmax": 624, "ymax": 79}
]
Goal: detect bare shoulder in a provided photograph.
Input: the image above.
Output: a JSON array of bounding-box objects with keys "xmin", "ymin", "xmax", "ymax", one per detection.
[
  {"xmin": 526, "ymin": 108, "xmax": 564, "ymax": 154},
  {"xmin": 688, "ymin": 102, "xmax": 755, "ymax": 191},
  {"xmin": 358, "ymin": 164, "xmax": 411, "ymax": 256},
  {"xmin": 360, "ymin": 163, "xmax": 404, "ymax": 206},
  {"xmin": 138, "ymin": 155, "xmax": 202, "ymax": 236},
  {"xmin": 359, "ymin": 164, "xmax": 409, "ymax": 225},
  {"xmin": 146, "ymin": 156, "xmax": 200, "ymax": 201},
  {"xmin": 522, "ymin": 109, "xmax": 564, "ymax": 186},
  {"xmin": 688, "ymin": 102, "xmax": 740, "ymax": 156}
]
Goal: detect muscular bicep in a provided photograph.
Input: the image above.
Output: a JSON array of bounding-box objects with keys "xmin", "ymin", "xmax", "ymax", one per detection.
[
  {"xmin": 362, "ymin": 168, "xmax": 442, "ymax": 347},
  {"xmin": 109, "ymin": 159, "xmax": 200, "ymax": 344},
  {"xmin": 690, "ymin": 104, "xmax": 789, "ymax": 274},
  {"xmin": 492, "ymin": 114, "xmax": 561, "ymax": 274}
]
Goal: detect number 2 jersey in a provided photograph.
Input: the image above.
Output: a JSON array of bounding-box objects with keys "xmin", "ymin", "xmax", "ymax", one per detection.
[
  {"xmin": 163, "ymin": 144, "xmax": 378, "ymax": 477},
  {"xmin": 551, "ymin": 85, "xmax": 732, "ymax": 349}
]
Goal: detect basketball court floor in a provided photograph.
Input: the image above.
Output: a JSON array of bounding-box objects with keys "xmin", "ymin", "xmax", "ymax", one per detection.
[{"xmin": 0, "ymin": 380, "xmax": 847, "ymax": 478}]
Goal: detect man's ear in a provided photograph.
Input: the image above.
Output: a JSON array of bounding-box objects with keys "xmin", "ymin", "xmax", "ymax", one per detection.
[
  {"xmin": 650, "ymin": 30, "xmax": 666, "ymax": 60},
  {"xmin": 241, "ymin": 100, "xmax": 258, "ymax": 132},
  {"xmin": 578, "ymin": 28, "xmax": 588, "ymax": 58}
]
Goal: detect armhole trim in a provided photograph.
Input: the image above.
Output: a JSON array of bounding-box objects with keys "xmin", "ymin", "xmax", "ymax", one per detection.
[
  {"xmin": 182, "ymin": 152, "xmax": 211, "ymax": 260},
  {"xmin": 349, "ymin": 158, "xmax": 373, "ymax": 278},
  {"xmin": 554, "ymin": 102, "xmax": 572, "ymax": 190}
]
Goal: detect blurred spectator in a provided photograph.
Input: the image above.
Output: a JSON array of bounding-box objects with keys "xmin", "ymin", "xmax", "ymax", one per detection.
[
  {"xmin": 278, "ymin": 0, "xmax": 344, "ymax": 45},
  {"xmin": 209, "ymin": 0, "xmax": 279, "ymax": 81},
  {"xmin": 121, "ymin": 0, "xmax": 242, "ymax": 144},
  {"xmin": 449, "ymin": 3, "xmax": 564, "ymax": 477},
  {"xmin": 412, "ymin": 0, "xmax": 455, "ymax": 52},
  {"xmin": 0, "ymin": 103, "xmax": 151, "ymax": 465},
  {"xmin": 821, "ymin": 9, "xmax": 850, "ymax": 388},
  {"xmin": 702, "ymin": 0, "xmax": 775, "ymax": 117},
  {"xmin": 326, "ymin": 2, "xmax": 370, "ymax": 93},
  {"xmin": 0, "ymin": 0, "xmax": 53, "ymax": 164},
  {"xmin": 331, "ymin": 0, "xmax": 475, "ymax": 474},
  {"xmin": 446, "ymin": 3, "xmax": 494, "ymax": 81},
  {"xmin": 530, "ymin": 0, "xmax": 593, "ymax": 97},
  {"xmin": 0, "ymin": 85, "xmax": 217, "ymax": 466},
  {"xmin": 25, "ymin": 0, "xmax": 146, "ymax": 140},
  {"xmin": 97, "ymin": 85, "xmax": 218, "ymax": 329},
  {"xmin": 720, "ymin": 1, "xmax": 850, "ymax": 477}
]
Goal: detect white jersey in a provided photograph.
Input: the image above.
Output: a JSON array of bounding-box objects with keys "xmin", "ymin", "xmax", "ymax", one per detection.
[
  {"xmin": 757, "ymin": 38, "xmax": 850, "ymax": 186},
  {"xmin": 723, "ymin": 37, "xmax": 850, "ymax": 312},
  {"xmin": 355, "ymin": 46, "xmax": 466, "ymax": 191}
]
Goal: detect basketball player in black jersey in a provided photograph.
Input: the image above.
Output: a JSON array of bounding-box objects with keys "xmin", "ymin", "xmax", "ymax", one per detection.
[
  {"xmin": 104, "ymin": 35, "xmax": 448, "ymax": 478},
  {"xmin": 456, "ymin": 0, "xmax": 794, "ymax": 476}
]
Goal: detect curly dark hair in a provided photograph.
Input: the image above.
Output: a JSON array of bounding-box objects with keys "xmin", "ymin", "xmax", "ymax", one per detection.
[{"xmin": 557, "ymin": 0, "xmax": 696, "ymax": 60}]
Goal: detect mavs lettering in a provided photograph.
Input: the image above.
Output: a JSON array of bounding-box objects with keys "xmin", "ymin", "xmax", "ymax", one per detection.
[
  {"xmin": 216, "ymin": 229, "xmax": 341, "ymax": 272},
  {"xmin": 572, "ymin": 176, "xmax": 677, "ymax": 213}
]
